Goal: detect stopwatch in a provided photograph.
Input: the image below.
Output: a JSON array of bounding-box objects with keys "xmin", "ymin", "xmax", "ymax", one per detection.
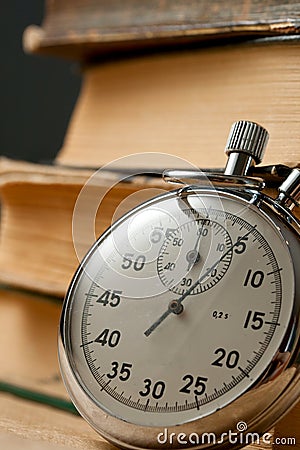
[{"xmin": 59, "ymin": 121, "xmax": 300, "ymax": 449}]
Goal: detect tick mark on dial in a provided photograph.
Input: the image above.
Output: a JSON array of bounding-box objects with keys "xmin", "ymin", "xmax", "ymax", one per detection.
[
  {"xmin": 267, "ymin": 268, "xmax": 283, "ymax": 276},
  {"xmin": 80, "ymin": 340, "xmax": 94, "ymax": 347},
  {"xmin": 265, "ymin": 321, "xmax": 281, "ymax": 327},
  {"xmin": 238, "ymin": 367, "xmax": 250, "ymax": 378},
  {"xmin": 101, "ymin": 380, "xmax": 111, "ymax": 391},
  {"xmin": 144, "ymin": 399, "xmax": 150, "ymax": 412}
]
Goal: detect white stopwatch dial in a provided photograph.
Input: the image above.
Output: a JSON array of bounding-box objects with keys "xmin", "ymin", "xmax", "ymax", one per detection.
[
  {"xmin": 59, "ymin": 189, "xmax": 296, "ymax": 428},
  {"xmin": 59, "ymin": 121, "xmax": 300, "ymax": 449}
]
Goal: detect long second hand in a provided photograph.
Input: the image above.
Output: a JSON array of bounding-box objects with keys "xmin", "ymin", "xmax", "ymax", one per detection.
[{"xmin": 144, "ymin": 226, "xmax": 256, "ymax": 337}]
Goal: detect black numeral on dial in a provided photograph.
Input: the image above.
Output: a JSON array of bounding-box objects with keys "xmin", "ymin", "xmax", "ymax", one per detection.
[
  {"xmin": 197, "ymin": 227, "xmax": 208, "ymax": 237},
  {"xmin": 107, "ymin": 361, "xmax": 132, "ymax": 381},
  {"xmin": 172, "ymin": 237, "xmax": 184, "ymax": 247},
  {"xmin": 243, "ymin": 269, "xmax": 265, "ymax": 288},
  {"xmin": 212, "ymin": 348, "xmax": 240, "ymax": 369},
  {"xmin": 97, "ymin": 290, "xmax": 122, "ymax": 307},
  {"xmin": 95, "ymin": 329, "xmax": 121, "ymax": 347},
  {"xmin": 181, "ymin": 277, "xmax": 192, "ymax": 287},
  {"xmin": 234, "ymin": 236, "xmax": 248, "ymax": 254},
  {"xmin": 244, "ymin": 310, "xmax": 265, "ymax": 330},
  {"xmin": 121, "ymin": 253, "xmax": 146, "ymax": 271},
  {"xmin": 179, "ymin": 374, "xmax": 208, "ymax": 396},
  {"xmin": 139, "ymin": 379, "xmax": 166, "ymax": 399},
  {"xmin": 150, "ymin": 228, "xmax": 163, "ymax": 244},
  {"xmin": 164, "ymin": 262, "xmax": 176, "ymax": 271}
]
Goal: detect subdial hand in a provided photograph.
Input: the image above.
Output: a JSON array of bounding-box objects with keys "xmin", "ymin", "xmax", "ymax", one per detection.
[
  {"xmin": 186, "ymin": 222, "xmax": 204, "ymax": 271},
  {"xmin": 144, "ymin": 227, "xmax": 256, "ymax": 337}
]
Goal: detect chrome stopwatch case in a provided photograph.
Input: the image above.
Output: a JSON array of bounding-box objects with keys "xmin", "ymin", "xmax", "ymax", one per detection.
[{"xmin": 59, "ymin": 121, "xmax": 300, "ymax": 449}]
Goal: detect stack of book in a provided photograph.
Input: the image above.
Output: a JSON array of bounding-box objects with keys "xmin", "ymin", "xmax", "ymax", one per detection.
[{"xmin": 0, "ymin": 1, "xmax": 299, "ymax": 448}]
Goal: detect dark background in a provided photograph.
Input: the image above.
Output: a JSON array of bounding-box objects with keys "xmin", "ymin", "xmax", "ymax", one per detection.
[{"xmin": 0, "ymin": 0, "xmax": 81, "ymax": 162}]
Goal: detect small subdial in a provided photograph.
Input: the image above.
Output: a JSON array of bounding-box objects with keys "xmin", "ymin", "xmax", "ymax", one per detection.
[{"xmin": 157, "ymin": 219, "xmax": 233, "ymax": 295}]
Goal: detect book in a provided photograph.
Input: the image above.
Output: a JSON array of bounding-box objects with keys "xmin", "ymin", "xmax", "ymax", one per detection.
[
  {"xmin": 1, "ymin": 391, "xmax": 282, "ymax": 450},
  {"xmin": 1, "ymin": 3, "xmax": 298, "ymax": 447},
  {"xmin": 0, "ymin": 287, "xmax": 72, "ymax": 410},
  {"xmin": 56, "ymin": 38, "xmax": 300, "ymax": 169},
  {"xmin": 23, "ymin": 0, "xmax": 300, "ymax": 61},
  {"xmin": 0, "ymin": 15, "xmax": 293, "ymax": 300},
  {"xmin": 0, "ymin": 286, "xmax": 298, "ymax": 449},
  {"xmin": 0, "ymin": 159, "xmax": 168, "ymax": 296},
  {"xmin": 1, "ymin": 38, "xmax": 300, "ymax": 296}
]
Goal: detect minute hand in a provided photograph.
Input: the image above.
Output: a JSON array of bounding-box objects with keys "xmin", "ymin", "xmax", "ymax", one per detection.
[{"xmin": 144, "ymin": 226, "xmax": 256, "ymax": 337}]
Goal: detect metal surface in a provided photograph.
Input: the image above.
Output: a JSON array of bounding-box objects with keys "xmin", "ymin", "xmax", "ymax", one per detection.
[
  {"xmin": 163, "ymin": 169, "xmax": 265, "ymax": 190},
  {"xmin": 58, "ymin": 121, "xmax": 300, "ymax": 449},
  {"xmin": 59, "ymin": 186, "xmax": 300, "ymax": 450},
  {"xmin": 276, "ymin": 168, "xmax": 300, "ymax": 209},
  {"xmin": 224, "ymin": 121, "xmax": 269, "ymax": 176}
]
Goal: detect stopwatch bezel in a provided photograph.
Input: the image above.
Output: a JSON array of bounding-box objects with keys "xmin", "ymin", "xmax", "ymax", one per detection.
[{"xmin": 59, "ymin": 186, "xmax": 300, "ymax": 450}]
